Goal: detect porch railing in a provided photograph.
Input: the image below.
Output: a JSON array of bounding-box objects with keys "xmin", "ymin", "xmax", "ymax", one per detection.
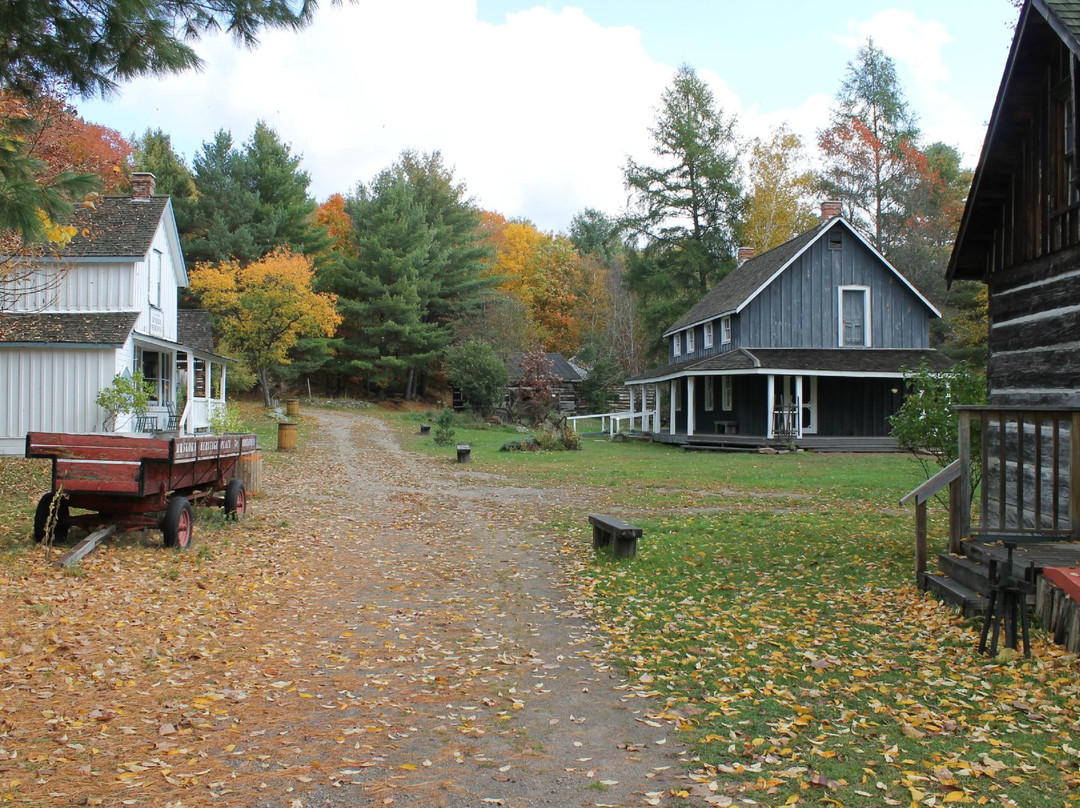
[
  {"xmin": 900, "ymin": 459, "xmax": 962, "ymax": 576},
  {"xmin": 956, "ymin": 406, "xmax": 1080, "ymax": 542}
]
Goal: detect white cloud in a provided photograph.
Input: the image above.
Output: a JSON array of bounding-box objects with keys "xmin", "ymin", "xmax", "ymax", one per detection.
[{"xmin": 82, "ymin": 0, "xmax": 674, "ymax": 232}]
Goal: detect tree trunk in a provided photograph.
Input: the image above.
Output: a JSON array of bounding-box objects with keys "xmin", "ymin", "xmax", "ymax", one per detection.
[{"xmin": 259, "ymin": 368, "xmax": 272, "ymax": 408}]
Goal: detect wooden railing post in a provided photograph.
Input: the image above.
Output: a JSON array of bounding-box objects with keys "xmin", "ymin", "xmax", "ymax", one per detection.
[
  {"xmin": 948, "ymin": 476, "xmax": 963, "ymax": 555},
  {"xmin": 1071, "ymin": 411, "xmax": 1080, "ymax": 540},
  {"xmin": 958, "ymin": 409, "xmax": 972, "ymax": 538},
  {"xmin": 915, "ymin": 500, "xmax": 928, "ymax": 576}
]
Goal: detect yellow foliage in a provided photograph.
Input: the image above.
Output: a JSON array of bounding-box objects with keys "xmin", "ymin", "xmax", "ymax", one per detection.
[{"xmin": 189, "ymin": 248, "xmax": 340, "ymax": 374}]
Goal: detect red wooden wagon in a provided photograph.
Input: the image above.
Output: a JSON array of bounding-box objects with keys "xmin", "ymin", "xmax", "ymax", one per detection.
[{"xmin": 26, "ymin": 431, "xmax": 258, "ymax": 550}]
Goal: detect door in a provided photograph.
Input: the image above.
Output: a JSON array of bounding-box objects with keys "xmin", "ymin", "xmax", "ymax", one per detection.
[
  {"xmin": 841, "ymin": 287, "xmax": 868, "ymax": 346},
  {"xmin": 800, "ymin": 376, "xmax": 817, "ymax": 434}
]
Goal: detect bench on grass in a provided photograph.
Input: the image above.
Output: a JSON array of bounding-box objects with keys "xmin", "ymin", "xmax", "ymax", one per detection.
[{"xmin": 589, "ymin": 514, "xmax": 641, "ymax": 559}]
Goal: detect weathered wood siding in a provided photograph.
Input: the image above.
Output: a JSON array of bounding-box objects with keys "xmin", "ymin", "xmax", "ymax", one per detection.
[
  {"xmin": 3, "ymin": 262, "xmax": 135, "ymax": 313},
  {"xmin": 986, "ymin": 243, "xmax": 1080, "ymax": 406},
  {"xmin": 0, "ymin": 347, "xmax": 115, "ymax": 454},
  {"xmin": 741, "ymin": 228, "xmax": 930, "ymax": 350}
]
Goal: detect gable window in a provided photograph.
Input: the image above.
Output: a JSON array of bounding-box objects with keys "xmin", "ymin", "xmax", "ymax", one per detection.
[
  {"xmin": 721, "ymin": 315, "xmax": 732, "ymax": 345},
  {"xmin": 828, "ymin": 229, "xmax": 843, "ymax": 250},
  {"xmin": 704, "ymin": 377, "xmax": 714, "ymax": 411},
  {"xmin": 839, "ymin": 285, "xmax": 871, "ymax": 347},
  {"xmin": 149, "ymin": 250, "xmax": 163, "ymax": 308},
  {"xmin": 673, "ymin": 333, "xmax": 682, "ymax": 357},
  {"xmin": 722, "ymin": 376, "xmax": 733, "ymax": 411},
  {"xmin": 686, "ymin": 329, "xmax": 695, "ymax": 353},
  {"xmin": 703, "ymin": 321, "xmax": 714, "ymax": 349}
]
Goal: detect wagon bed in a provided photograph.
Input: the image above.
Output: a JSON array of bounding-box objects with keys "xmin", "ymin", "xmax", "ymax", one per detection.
[{"xmin": 26, "ymin": 431, "xmax": 258, "ymax": 551}]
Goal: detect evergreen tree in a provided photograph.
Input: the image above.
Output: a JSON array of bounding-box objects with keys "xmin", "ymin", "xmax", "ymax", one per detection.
[
  {"xmin": 623, "ymin": 65, "xmax": 743, "ymax": 349},
  {"xmin": 130, "ymin": 128, "xmax": 195, "ymax": 200},
  {"xmin": 0, "ymin": 0, "xmax": 320, "ymax": 99}
]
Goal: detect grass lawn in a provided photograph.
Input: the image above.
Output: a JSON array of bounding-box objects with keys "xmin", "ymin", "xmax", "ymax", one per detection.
[{"xmin": 386, "ymin": 409, "xmax": 1080, "ymax": 808}]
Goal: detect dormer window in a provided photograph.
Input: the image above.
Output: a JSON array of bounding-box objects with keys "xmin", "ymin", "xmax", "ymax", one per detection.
[
  {"xmin": 686, "ymin": 329, "xmax": 695, "ymax": 353},
  {"xmin": 673, "ymin": 333, "xmax": 681, "ymax": 357},
  {"xmin": 721, "ymin": 316, "xmax": 732, "ymax": 345},
  {"xmin": 704, "ymin": 321, "xmax": 714, "ymax": 349}
]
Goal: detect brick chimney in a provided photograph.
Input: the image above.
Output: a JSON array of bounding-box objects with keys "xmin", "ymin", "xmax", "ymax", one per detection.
[
  {"xmin": 820, "ymin": 200, "xmax": 843, "ymax": 220},
  {"xmin": 131, "ymin": 172, "xmax": 156, "ymax": 201},
  {"xmin": 737, "ymin": 246, "xmax": 755, "ymax": 266}
]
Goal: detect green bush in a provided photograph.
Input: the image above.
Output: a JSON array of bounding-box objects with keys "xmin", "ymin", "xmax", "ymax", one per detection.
[
  {"xmin": 432, "ymin": 408, "xmax": 456, "ymax": 446},
  {"xmin": 500, "ymin": 437, "xmax": 540, "ymax": 452},
  {"xmin": 444, "ymin": 340, "xmax": 509, "ymax": 416}
]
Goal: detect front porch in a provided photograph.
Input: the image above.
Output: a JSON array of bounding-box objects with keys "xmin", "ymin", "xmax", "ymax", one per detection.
[
  {"xmin": 624, "ymin": 371, "xmax": 904, "ymax": 452},
  {"xmin": 124, "ymin": 336, "xmax": 228, "ymax": 435},
  {"xmin": 907, "ymin": 406, "xmax": 1080, "ymax": 618}
]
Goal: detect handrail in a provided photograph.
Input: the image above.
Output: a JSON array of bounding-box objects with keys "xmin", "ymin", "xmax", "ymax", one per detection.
[{"xmin": 899, "ymin": 459, "xmax": 962, "ymax": 507}]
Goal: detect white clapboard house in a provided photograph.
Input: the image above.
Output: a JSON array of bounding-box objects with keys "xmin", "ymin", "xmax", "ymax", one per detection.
[{"xmin": 0, "ymin": 173, "xmax": 228, "ymax": 455}]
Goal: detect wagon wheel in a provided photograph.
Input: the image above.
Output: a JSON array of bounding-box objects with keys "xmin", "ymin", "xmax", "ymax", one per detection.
[
  {"xmin": 33, "ymin": 492, "xmax": 69, "ymax": 543},
  {"xmin": 161, "ymin": 497, "xmax": 193, "ymax": 549},
  {"xmin": 223, "ymin": 479, "xmax": 247, "ymax": 520}
]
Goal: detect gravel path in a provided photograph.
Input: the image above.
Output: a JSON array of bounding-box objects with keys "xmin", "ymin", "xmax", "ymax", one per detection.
[{"xmin": 262, "ymin": 410, "xmax": 704, "ymax": 808}]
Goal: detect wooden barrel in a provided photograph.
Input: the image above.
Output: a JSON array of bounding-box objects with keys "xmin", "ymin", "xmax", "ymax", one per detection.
[
  {"xmin": 235, "ymin": 451, "xmax": 263, "ymax": 495},
  {"xmin": 277, "ymin": 422, "xmax": 297, "ymax": 451},
  {"xmin": 285, "ymin": 398, "xmax": 300, "ymax": 417}
]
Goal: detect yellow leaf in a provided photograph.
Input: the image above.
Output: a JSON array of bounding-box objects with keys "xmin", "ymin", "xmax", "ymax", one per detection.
[
  {"xmin": 400, "ymin": 763, "xmax": 418, "ymax": 771},
  {"xmin": 944, "ymin": 792, "xmax": 965, "ymax": 803}
]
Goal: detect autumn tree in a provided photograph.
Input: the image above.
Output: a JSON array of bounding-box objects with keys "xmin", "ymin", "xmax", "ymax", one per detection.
[
  {"xmin": 743, "ymin": 123, "xmax": 818, "ymax": 252},
  {"xmin": 817, "ymin": 39, "xmax": 922, "ymax": 253},
  {"xmin": 189, "ymin": 247, "xmax": 340, "ymax": 406},
  {"xmin": 623, "ymin": 65, "xmax": 743, "ymax": 346}
]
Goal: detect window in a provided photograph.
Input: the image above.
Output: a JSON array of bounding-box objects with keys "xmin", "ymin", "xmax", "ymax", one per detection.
[
  {"xmin": 721, "ymin": 315, "xmax": 732, "ymax": 345},
  {"xmin": 673, "ymin": 333, "xmax": 681, "ymax": 357},
  {"xmin": 704, "ymin": 377, "xmax": 714, "ymax": 411},
  {"xmin": 703, "ymin": 321, "xmax": 714, "ymax": 349},
  {"xmin": 828, "ymin": 229, "xmax": 843, "ymax": 250},
  {"xmin": 839, "ymin": 286, "xmax": 871, "ymax": 347},
  {"xmin": 686, "ymin": 329, "xmax": 695, "ymax": 353},
  {"xmin": 149, "ymin": 250, "xmax": 163, "ymax": 308},
  {"xmin": 722, "ymin": 376, "xmax": 733, "ymax": 411}
]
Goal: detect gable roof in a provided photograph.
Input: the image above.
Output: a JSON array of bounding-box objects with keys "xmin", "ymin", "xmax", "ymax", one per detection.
[
  {"xmin": 61, "ymin": 195, "xmax": 171, "ymax": 258},
  {"xmin": 948, "ymin": 0, "xmax": 1080, "ymax": 281},
  {"xmin": 0, "ymin": 311, "xmax": 138, "ymax": 345},
  {"xmin": 665, "ymin": 217, "xmax": 940, "ymax": 337},
  {"xmin": 507, "ymin": 352, "xmax": 583, "ymax": 383},
  {"xmin": 177, "ymin": 310, "xmax": 215, "ymax": 353}
]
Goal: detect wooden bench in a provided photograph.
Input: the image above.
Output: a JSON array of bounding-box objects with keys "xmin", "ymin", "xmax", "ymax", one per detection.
[
  {"xmin": 714, "ymin": 420, "xmax": 738, "ymax": 434},
  {"xmin": 589, "ymin": 514, "xmax": 641, "ymax": 559},
  {"xmin": 456, "ymin": 443, "xmax": 471, "ymax": 463}
]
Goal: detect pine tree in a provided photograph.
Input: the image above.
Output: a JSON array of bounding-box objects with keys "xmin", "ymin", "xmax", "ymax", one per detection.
[{"xmin": 130, "ymin": 128, "xmax": 195, "ymax": 200}]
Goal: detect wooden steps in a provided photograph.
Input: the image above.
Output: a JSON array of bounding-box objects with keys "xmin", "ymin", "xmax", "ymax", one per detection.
[{"xmin": 920, "ymin": 570, "xmax": 988, "ymax": 616}]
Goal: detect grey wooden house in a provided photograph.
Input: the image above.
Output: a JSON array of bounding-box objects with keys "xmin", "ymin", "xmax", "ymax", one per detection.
[{"xmin": 626, "ymin": 202, "xmax": 949, "ymax": 451}]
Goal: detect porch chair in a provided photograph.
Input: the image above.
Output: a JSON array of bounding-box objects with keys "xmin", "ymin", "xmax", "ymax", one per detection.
[
  {"xmin": 134, "ymin": 414, "xmax": 158, "ymax": 433},
  {"xmin": 164, "ymin": 401, "xmax": 182, "ymax": 432}
]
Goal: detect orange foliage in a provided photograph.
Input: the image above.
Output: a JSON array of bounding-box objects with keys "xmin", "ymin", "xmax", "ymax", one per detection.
[
  {"xmin": 316, "ymin": 194, "xmax": 357, "ymax": 257},
  {"xmin": 4, "ymin": 92, "xmax": 132, "ymax": 191}
]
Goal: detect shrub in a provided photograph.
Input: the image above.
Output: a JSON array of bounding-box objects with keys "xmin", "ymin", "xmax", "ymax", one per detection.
[
  {"xmin": 500, "ymin": 437, "xmax": 540, "ymax": 452},
  {"xmin": 444, "ymin": 340, "xmax": 509, "ymax": 416},
  {"xmin": 432, "ymin": 408, "xmax": 456, "ymax": 446},
  {"xmin": 210, "ymin": 402, "xmax": 248, "ymax": 434},
  {"xmin": 96, "ymin": 370, "xmax": 154, "ymax": 430}
]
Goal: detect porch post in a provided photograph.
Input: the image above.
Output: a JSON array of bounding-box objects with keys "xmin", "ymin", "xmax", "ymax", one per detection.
[
  {"xmin": 628, "ymin": 385, "xmax": 636, "ymax": 431},
  {"xmin": 186, "ymin": 352, "xmax": 195, "ymax": 433},
  {"xmin": 669, "ymin": 381, "xmax": 676, "ymax": 436},
  {"xmin": 686, "ymin": 376, "xmax": 696, "ymax": 437},
  {"xmin": 653, "ymin": 383, "xmax": 660, "ymax": 433},
  {"xmin": 794, "ymin": 375, "xmax": 803, "ymax": 439},
  {"xmin": 766, "ymin": 374, "xmax": 775, "ymax": 439}
]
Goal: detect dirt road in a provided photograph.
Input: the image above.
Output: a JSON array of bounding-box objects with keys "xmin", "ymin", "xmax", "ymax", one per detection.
[{"xmin": 248, "ymin": 410, "xmax": 703, "ymax": 807}]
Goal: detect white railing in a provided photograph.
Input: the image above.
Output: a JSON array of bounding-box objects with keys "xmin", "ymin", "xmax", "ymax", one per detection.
[{"xmin": 568, "ymin": 411, "xmax": 658, "ymax": 435}]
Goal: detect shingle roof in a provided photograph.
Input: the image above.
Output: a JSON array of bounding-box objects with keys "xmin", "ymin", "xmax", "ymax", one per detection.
[
  {"xmin": 627, "ymin": 348, "xmax": 951, "ymax": 382},
  {"xmin": 0, "ymin": 312, "xmax": 138, "ymax": 345},
  {"xmin": 60, "ymin": 196, "xmax": 169, "ymax": 258},
  {"xmin": 665, "ymin": 220, "xmax": 832, "ymax": 334},
  {"xmin": 507, "ymin": 352, "xmax": 583, "ymax": 383},
  {"xmin": 177, "ymin": 310, "xmax": 215, "ymax": 353},
  {"xmin": 1041, "ymin": 0, "xmax": 1080, "ymax": 43}
]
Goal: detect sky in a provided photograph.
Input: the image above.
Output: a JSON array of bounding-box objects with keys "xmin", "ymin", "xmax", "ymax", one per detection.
[{"xmin": 79, "ymin": 0, "xmax": 1021, "ymax": 234}]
